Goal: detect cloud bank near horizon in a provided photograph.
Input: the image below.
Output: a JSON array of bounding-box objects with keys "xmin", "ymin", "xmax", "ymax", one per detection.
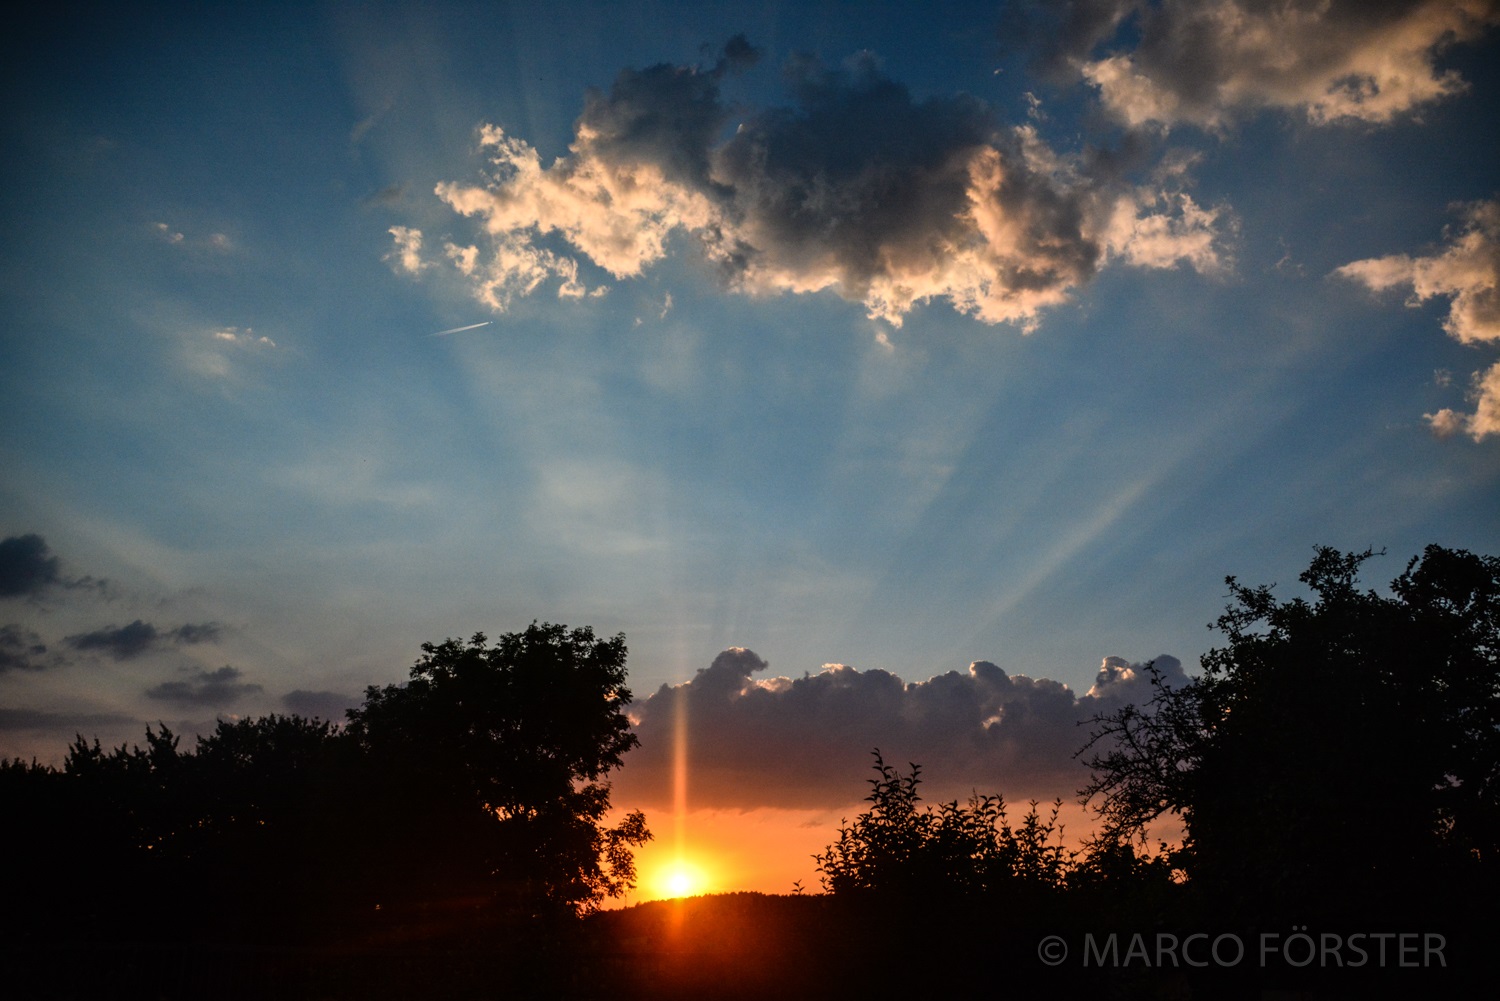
[
  {"xmin": 613, "ymin": 646, "xmax": 1190, "ymax": 810},
  {"xmin": 392, "ymin": 38, "xmax": 1227, "ymax": 329}
]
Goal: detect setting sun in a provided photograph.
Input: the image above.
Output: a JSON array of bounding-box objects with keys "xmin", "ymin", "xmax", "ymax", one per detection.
[{"xmin": 653, "ymin": 858, "xmax": 711, "ymax": 899}]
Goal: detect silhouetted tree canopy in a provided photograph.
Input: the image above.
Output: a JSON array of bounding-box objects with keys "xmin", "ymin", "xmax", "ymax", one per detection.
[
  {"xmin": 347, "ymin": 623, "xmax": 648, "ymax": 913},
  {"xmin": 814, "ymin": 750, "xmax": 1074, "ymax": 899},
  {"xmin": 8, "ymin": 561, "xmax": 1499, "ymax": 997},
  {"xmin": 0, "ymin": 621, "xmax": 650, "ymax": 981},
  {"xmin": 1081, "ymin": 544, "xmax": 1500, "ymax": 920}
]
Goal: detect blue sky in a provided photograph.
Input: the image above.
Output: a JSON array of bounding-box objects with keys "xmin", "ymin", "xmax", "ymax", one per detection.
[{"xmin": 3, "ymin": 0, "xmax": 1498, "ymax": 818}]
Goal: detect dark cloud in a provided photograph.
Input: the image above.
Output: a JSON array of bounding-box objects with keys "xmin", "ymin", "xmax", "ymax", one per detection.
[
  {"xmin": 0, "ymin": 708, "xmax": 136, "ymax": 732},
  {"xmin": 613, "ymin": 648, "xmax": 1188, "ymax": 810},
  {"xmin": 67, "ymin": 620, "xmax": 160, "ymax": 659},
  {"xmin": 281, "ymin": 689, "xmax": 357, "ymax": 720},
  {"xmin": 145, "ymin": 666, "xmax": 261, "ymax": 707},
  {"xmin": 718, "ymin": 33, "xmax": 760, "ymax": 73},
  {"xmin": 574, "ymin": 38, "xmax": 753, "ymax": 190},
  {"xmin": 0, "ymin": 534, "xmax": 61, "ymax": 598},
  {"xmin": 1001, "ymin": 0, "xmax": 1136, "ymax": 93},
  {"xmin": 0, "ymin": 625, "xmax": 49, "ymax": 673},
  {"xmin": 419, "ymin": 41, "xmax": 1224, "ymax": 326},
  {"xmin": 709, "ymin": 52, "xmax": 1057, "ymax": 306},
  {"xmin": 65, "ymin": 619, "xmax": 221, "ymax": 660},
  {"xmin": 0, "ymin": 533, "xmax": 106, "ymax": 599},
  {"xmin": 168, "ymin": 622, "xmax": 223, "ymax": 645},
  {"xmin": 1049, "ymin": 1, "xmax": 1500, "ymax": 129}
]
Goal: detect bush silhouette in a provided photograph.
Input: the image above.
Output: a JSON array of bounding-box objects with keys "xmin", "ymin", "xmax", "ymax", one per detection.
[{"xmin": 814, "ymin": 750, "xmax": 1073, "ymax": 899}]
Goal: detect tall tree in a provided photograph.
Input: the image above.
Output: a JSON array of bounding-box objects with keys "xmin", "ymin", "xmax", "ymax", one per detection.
[
  {"xmin": 347, "ymin": 622, "xmax": 649, "ymax": 913},
  {"xmin": 1081, "ymin": 545, "xmax": 1500, "ymax": 920}
]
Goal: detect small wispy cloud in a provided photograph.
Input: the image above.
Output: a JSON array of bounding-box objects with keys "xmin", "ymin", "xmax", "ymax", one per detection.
[
  {"xmin": 0, "ymin": 625, "xmax": 49, "ymax": 674},
  {"xmin": 212, "ymin": 326, "xmax": 276, "ymax": 348},
  {"xmin": 145, "ymin": 665, "xmax": 261, "ymax": 707},
  {"xmin": 350, "ymin": 99, "xmax": 393, "ymax": 145},
  {"xmin": 65, "ymin": 619, "xmax": 223, "ymax": 660},
  {"xmin": 362, "ymin": 184, "xmax": 405, "ymax": 208},
  {"xmin": 184, "ymin": 326, "xmax": 277, "ymax": 380},
  {"xmin": 152, "ymin": 221, "xmax": 232, "ymax": 253}
]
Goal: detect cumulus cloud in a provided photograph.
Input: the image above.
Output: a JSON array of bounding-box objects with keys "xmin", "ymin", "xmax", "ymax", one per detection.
[
  {"xmin": 613, "ymin": 647, "xmax": 1188, "ymax": 810},
  {"xmin": 1066, "ymin": 0, "xmax": 1500, "ymax": 130},
  {"xmin": 1424, "ymin": 360, "xmax": 1500, "ymax": 440},
  {"xmin": 1335, "ymin": 198, "xmax": 1500, "ymax": 439},
  {"xmin": 145, "ymin": 666, "xmax": 262, "ymax": 707},
  {"xmin": 387, "ymin": 225, "xmax": 428, "ymax": 274},
  {"xmin": 0, "ymin": 625, "xmax": 49, "ymax": 673},
  {"xmin": 1335, "ymin": 200, "xmax": 1500, "ymax": 346},
  {"xmin": 65, "ymin": 619, "xmax": 222, "ymax": 660},
  {"xmin": 405, "ymin": 38, "xmax": 1226, "ymax": 329}
]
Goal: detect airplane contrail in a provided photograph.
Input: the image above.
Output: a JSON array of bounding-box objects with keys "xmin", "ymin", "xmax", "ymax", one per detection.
[{"xmin": 431, "ymin": 320, "xmax": 492, "ymax": 336}]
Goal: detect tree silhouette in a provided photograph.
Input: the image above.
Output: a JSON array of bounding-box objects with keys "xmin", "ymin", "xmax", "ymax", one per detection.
[
  {"xmin": 814, "ymin": 750, "xmax": 1072, "ymax": 899},
  {"xmin": 1081, "ymin": 544, "xmax": 1500, "ymax": 920},
  {"xmin": 1, "ymin": 619, "xmax": 652, "ymax": 994},
  {"xmin": 346, "ymin": 622, "xmax": 648, "ymax": 915}
]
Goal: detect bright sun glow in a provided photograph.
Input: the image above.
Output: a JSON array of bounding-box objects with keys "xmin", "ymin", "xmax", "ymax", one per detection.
[{"xmin": 654, "ymin": 859, "xmax": 710, "ymax": 899}]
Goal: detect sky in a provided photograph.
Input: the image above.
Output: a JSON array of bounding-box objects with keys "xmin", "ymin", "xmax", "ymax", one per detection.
[{"xmin": 3, "ymin": 0, "xmax": 1498, "ymax": 900}]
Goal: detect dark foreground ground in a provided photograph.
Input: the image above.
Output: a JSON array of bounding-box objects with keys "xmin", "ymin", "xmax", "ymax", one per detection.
[{"xmin": 6, "ymin": 891, "xmax": 1492, "ymax": 1001}]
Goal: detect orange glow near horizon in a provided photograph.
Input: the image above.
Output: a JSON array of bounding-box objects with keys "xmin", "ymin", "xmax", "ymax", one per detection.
[
  {"xmin": 609, "ymin": 659, "xmax": 1137, "ymax": 908},
  {"xmin": 640, "ymin": 686, "xmax": 716, "ymax": 899},
  {"xmin": 674, "ymin": 684, "xmax": 687, "ymax": 864},
  {"xmin": 613, "ymin": 806, "xmax": 839, "ymax": 907},
  {"xmin": 609, "ymin": 798, "xmax": 1151, "ymax": 908},
  {"xmin": 647, "ymin": 855, "xmax": 713, "ymax": 899}
]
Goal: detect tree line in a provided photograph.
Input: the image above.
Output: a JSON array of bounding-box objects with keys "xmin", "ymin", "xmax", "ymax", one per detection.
[
  {"xmin": 815, "ymin": 545, "xmax": 1499, "ymax": 922},
  {"xmin": 797, "ymin": 544, "xmax": 1498, "ymax": 998},
  {"xmin": 2, "ymin": 623, "xmax": 649, "ymax": 997},
  {"xmin": 3, "ymin": 545, "xmax": 1497, "ymax": 998}
]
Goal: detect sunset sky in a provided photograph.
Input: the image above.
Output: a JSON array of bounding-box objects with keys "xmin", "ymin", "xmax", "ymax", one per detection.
[{"xmin": 3, "ymin": 1, "xmax": 1498, "ymax": 900}]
